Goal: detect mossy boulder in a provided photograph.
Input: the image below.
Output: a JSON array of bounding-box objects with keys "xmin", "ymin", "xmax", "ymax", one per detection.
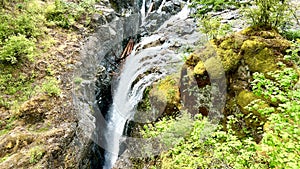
[
  {"xmin": 204, "ymin": 56, "xmax": 225, "ymax": 79},
  {"xmin": 185, "ymin": 53, "xmax": 201, "ymax": 67},
  {"xmin": 149, "ymin": 74, "xmax": 181, "ymax": 116},
  {"xmin": 236, "ymin": 90, "xmax": 271, "ymax": 118},
  {"xmin": 241, "ymin": 36, "xmax": 290, "ymax": 74},
  {"xmin": 188, "ymin": 28, "xmax": 291, "ymax": 78},
  {"xmin": 188, "ymin": 35, "xmax": 245, "ymax": 77},
  {"xmin": 218, "ymin": 33, "xmax": 246, "ymax": 51}
]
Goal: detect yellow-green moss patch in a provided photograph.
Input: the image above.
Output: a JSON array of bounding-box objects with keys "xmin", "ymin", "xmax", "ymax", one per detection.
[
  {"xmin": 241, "ymin": 38, "xmax": 281, "ymax": 74},
  {"xmin": 237, "ymin": 90, "xmax": 259, "ymax": 112},
  {"xmin": 194, "ymin": 60, "xmax": 206, "ymax": 75},
  {"xmin": 151, "ymin": 74, "xmax": 180, "ymax": 107}
]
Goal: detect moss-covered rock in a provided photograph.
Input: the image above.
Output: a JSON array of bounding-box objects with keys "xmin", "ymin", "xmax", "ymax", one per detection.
[
  {"xmin": 204, "ymin": 56, "xmax": 225, "ymax": 79},
  {"xmin": 189, "ymin": 38, "xmax": 243, "ymax": 76},
  {"xmin": 16, "ymin": 95, "xmax": 52, "ymax": 124},
  {"xmin": 241, "ymin": 36, "xmax": 290, "ymax": 74},
  {"xmin": 189, "ymin": 28, "xmax": 291, "ymax": 78},
  {"xmin": 218, "ymin": 33, "xmax": 246, "ymax": 51},
  {"xmin": 236, "ymin": 91, "xmax": 259, "ymax": 112},
  {"xmin": 236, "ymin": 90, "xmax": 271, "ymax": 118},
  {"xmin": 149, "ymin": 74, "xmax": 181, "ymax": 116},
  {"xmin": 185, "ymin": 53, "xmax": 201, "ymax": 67}
]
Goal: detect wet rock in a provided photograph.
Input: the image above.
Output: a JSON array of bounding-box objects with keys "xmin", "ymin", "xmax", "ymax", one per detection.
[
  {"xmin": 144, "ymin": 11, "xmax": 171, "ymax": 33},
  {"xmin": 162, "ymin": 1, "xmax": 176, "ymax": 14}
]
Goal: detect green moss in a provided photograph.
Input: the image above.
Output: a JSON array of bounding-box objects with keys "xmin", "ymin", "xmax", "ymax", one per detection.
[
  {"xmin": 241, "ymin": 26, "xmax": 277, "ymax": 37},
  {"xmin": 216, "ymin": 47, "xmax": 241, "ymax": 72},
  {"xmin": 218, "ymin": 34, "xmax": 246, "ymax": 50},
  {"xmin": 153, "ymin": 75, "xmax": 180, "ymax": 107},
  {"xmin": 237, "ymin": 90, "xmax": 259, "ymax": 112},
  {"xmin": 0, "ymin": 129, "xmax": 9, "ymax": 137},
  {"xmin": 192, "ymin": 36, "xmax": 244, "ymax": 76},
  {"xmin": 241, "ymin": 39, "xmax": 278, "ymax": 74},
  {"xmin": 185, "ymin": 53, "xmax": 200, "ymax": 67},
  {"xmin": 237, "ymin": 91, "xmax": 271, "ymax": 118},
  {"xmin": 41, "ymin": 76, "xmax": 61, "ymax": 96},
  {"xmin": 28, "ymin": 145, "xmax": 45, "ymax": 164},
  {"xmin": 149, "ymin": 74, "xmax": 181, "ymax": 116},
  {"xmin": 193, "ymin": 60, "xmax": 205, "ymax": 75},
  {"xmin": 0, "ymin": 154, "xmax": 11, "ymax": 163}
]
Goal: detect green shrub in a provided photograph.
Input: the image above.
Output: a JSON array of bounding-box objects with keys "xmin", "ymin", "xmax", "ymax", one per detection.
[
  {"xmin": 251, "ymin": 67, "xmax": 298, "ymax": 101},
  {"xmin": 198, "ymin": 14, "xmax": 232, "ymax": 40},
  {"xmin": 0, "ymin": 66, "xmax": 36, "ymax": 108},
  {"xmin": 41, "ymin": 76, "xmax": 61, "ymax": 96},
  {"xmin": 45, "ymin": 0, "xmax": 97, "ymax": 28},
  {"xmin": 242, "ymin": 0, "xmax": 295, "ymax": 29},
  {"xmin": 0, "ymin": 35, "xmax": 35, "ymax": 64},
  {"xmin": 284, "ymin": 41, "xmax": 300, "ymax": 66},
  {"xmin": 191, "ymin": 0, "xmax": 239, "ymax": 15},
  {"xmin": 0, "ymin": 11, "xmax": 41, "ymax": 42},
  {"xmin": 282, "ymin": 30, "xmax": 300, "ymax": 41}
]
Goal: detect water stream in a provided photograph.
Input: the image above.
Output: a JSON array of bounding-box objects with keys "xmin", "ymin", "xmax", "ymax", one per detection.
[
  {"xmin": 101, "ymin": 2, "xmax": 196, "ymax": 168},
  {"xmin": 103, "ymin": 37, "xmax": 183, "ymax": 169}
]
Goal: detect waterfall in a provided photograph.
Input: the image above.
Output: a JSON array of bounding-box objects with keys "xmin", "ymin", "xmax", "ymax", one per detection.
[
  {"xmin": 103, "ymin": 39, "xmax": 182, "ymax": 168},
  {"xmin": 102, "ymin": 2, "xmax": 194, "ymax": 168},
  {"xmin": 140, "ymin": 0, "xmax": 146, "ymax": 24}
]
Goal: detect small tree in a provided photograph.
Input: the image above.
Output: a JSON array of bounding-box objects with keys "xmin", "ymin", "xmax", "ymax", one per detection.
[{"xmin": 242, "ymin": 0, "xmax": 296, "ymax": 30}]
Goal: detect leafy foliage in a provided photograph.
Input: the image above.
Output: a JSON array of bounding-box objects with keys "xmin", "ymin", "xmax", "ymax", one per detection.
[
  {"xmin": 251, "ymin": 67, "xmax": 298, "ymax": 102},
  {"xmin": 142, "ymin": 47, "xmax": 300, "ymax": 168},
  {"xmin": 242, "ymin": 0, "xmax": 296, "ymax": 29},
  {"xmin": 0, "ymin": 65, "xmax": 36, "ymax": 108},
  {"xmin": 284, "ymin": 40, "xmax": 300, "ymax": 66},
  {"xmin": 41, "ymin": 76, "xmax": 61, "ymax": 96},
  {"xmin": 45, "ymin": 0, "xmax": 98, "ymax": 28},
  {"xmin": 0, "ymin": 35, "xmax": 35, "ymax": 64},
  {"xmin": 191, "ymin": 0, "xmax": 235, "ymax": 40},
  {"xmin": 282, "ymin": 30, "xmax": 300, "ymax": 41},
  {"xmin": 29, "ymin": 146, "xmax": 45, "ymax": 164},
  {"xmin": 0, "ymin": 1, "xmax": 44, "ymax": 64},
  {"xmin": 191, "ymin": 0, "xmax": 239, "ymax": 15},
  {"xmin": 198, "ymin": 14, "xmax": 232, "ymax": 39}
]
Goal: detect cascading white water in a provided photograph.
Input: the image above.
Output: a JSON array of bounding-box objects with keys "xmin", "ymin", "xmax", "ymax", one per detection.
[
  {"xmin": 103, "ymin": 2, "xmax": 192, "ymax": 168},
  {"xmin": 140, "ymin": 0, "xmax": 146, "ymax": 24},
  {"xmin": 103, "ymin": 39, "xmax": 182, "ymax": 168}
]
